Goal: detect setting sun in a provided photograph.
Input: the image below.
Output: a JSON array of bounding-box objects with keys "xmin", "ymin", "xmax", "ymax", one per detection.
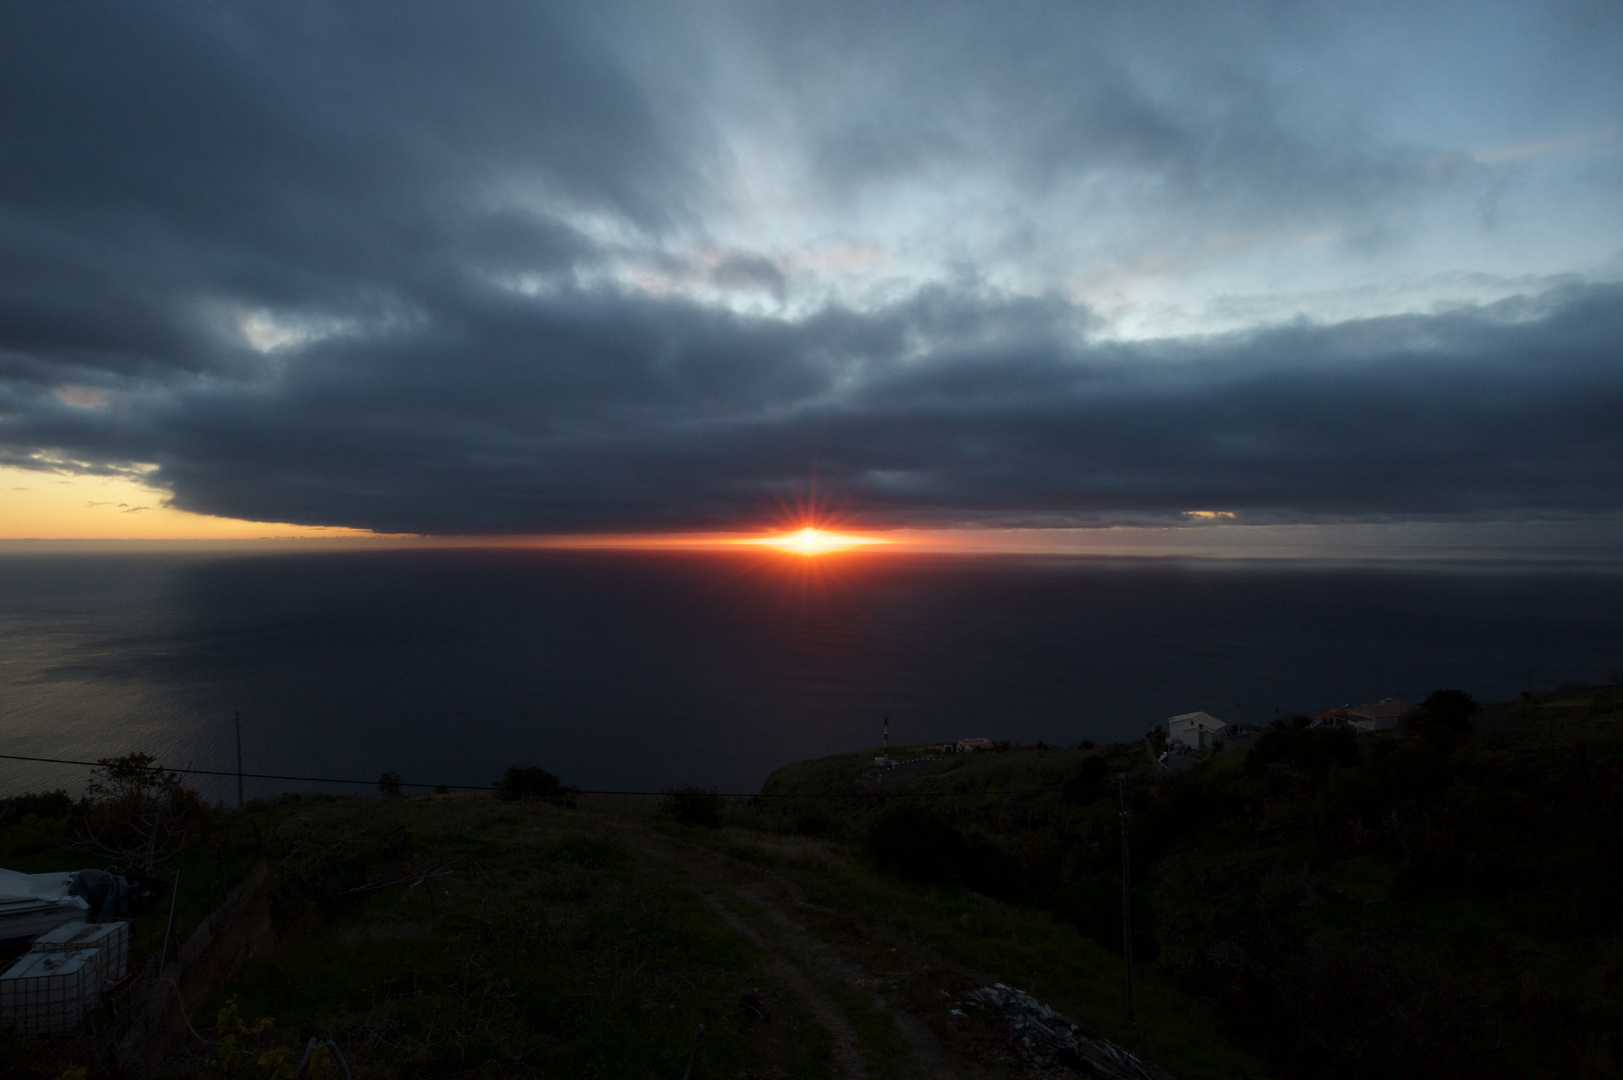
[{"xmin": 737, "ymin": 527, "xmax": 887, "ymax": 556}]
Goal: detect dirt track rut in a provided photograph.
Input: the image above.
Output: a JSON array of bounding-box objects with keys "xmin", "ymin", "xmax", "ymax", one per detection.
[{"xmin": 615, "ymin": 825, "xmax": 978, "ymax": 1079}]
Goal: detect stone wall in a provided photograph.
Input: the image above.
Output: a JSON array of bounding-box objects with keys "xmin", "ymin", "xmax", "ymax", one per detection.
[{"xmin": 114, "ymin": 858, "xmax": 275, "ymax": 1072}]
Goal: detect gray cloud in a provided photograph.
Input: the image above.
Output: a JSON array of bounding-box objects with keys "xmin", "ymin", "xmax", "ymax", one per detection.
[
  {"xmin": 7, "ymin": 277, "xmax": 1621, "ymax": 533},
  {"xmin": 1, "ymin": 1, "xmax": 1621, "ymax": 535}
]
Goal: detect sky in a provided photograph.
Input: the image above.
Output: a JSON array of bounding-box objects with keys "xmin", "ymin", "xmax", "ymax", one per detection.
[{"xmin": 1, "ymin": 1, "xmax": 1621, "ymax": 543}]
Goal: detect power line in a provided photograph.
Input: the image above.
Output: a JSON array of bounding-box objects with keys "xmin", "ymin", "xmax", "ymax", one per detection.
[{"xmin": 0, "ymin": 752, "xmax": 1057, "ymax": 799}]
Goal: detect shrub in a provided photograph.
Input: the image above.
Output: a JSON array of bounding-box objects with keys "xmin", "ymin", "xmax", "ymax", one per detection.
[
  {"xmin": 493, "ymin": 765, "xmax": 575, "ymax": 804},
  {"xmin": 1420, "ymin": 689, "xmax": 1476, "ymax": 725},
  {"xmin": 1062, "ymin": 755, "xmax": 1110, "ymax": 805},
  {"xmin": 0, "ymin": 790, "xmax": 75, "ymax": 856},
  {"xmin": 1408, "ymin": 689, "xmax": 1476, "ymax": 747},
  {"xmin": 1245, "ymin": 726, "xmax": 1361, "ymax": 777},
  {"xmin": 865, "ymin": 805, "xmax": 1023, "ymax": 896},
  {"xmin": 0, "ymin": 814, "xmax": 71, "ymax": 856},
  {"xmin": 866, "ymin": 804, "xmax": 966, "ymax": 884},
  {"xmin": 0, "ymin": 790, "xmax": 72, "ymax": 822},
  {"xmin": 660, "ymin": 786, "xmax": 723, "ymax": 826},
  {"xmin": 789, "ymin": 804, "xmax": 838, "ymax": 837}
]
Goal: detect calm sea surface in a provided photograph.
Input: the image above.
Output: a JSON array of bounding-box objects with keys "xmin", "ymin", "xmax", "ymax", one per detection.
[{"xmin": 2, "ymin": 548, "xmax": 1621, "ymax": 800}]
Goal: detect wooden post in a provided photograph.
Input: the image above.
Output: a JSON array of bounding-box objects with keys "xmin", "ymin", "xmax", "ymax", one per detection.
[{"xmin": 234, "ymin": 711, "xmax": 244, "ymax": 810}]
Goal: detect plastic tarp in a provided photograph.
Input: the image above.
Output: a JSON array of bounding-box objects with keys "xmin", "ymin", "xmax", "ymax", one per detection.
[
  {"xmin": 68, "ymin": 869, "xmax": 134, "ymax": 919},
  {"xmin": 0, "ymin": 870, "xmax": 88, "ymax": 910}
]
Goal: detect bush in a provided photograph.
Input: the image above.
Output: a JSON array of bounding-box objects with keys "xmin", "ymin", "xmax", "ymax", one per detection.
[
  {"xmin": 1421, "ymin": 689, "xmax": 1476, "ymax": 725},
  {"xmin": 1408, "ymin": 689, "xmax": 1476, "ymax": 747},
  {"xmin": 864, "ymin": 804, "xmax": 1023, "ymax": 896},
  {"xmin": 788, "ymin": 803, "xmax": 838, "ymax": 837},
  {"xmin": 866, "ymin": 805, "xmax": 964, "ymax": 883},
  {"xmin": 0, "ymin": 790, "xmax": 73, "ymax": 822},
  {"xmin": 493, "ymin": 766, "xmax": 576, "ymax": 804},
  {"xmin": 1062, "ymin": 755, "xmax": 1110, "ymax": 805},
  {"xmin": 0, "ymin": 790, "xmax": 75, "ymax": 856},
  {"xmin": 1245, "ymin": 726, "xmax": 1361, "ymax": 777},
  {"xmin": 660, "ymin": 786, "xmax": 723, "ymax": 826},
  {"xmin": 0, "ymin": 814, "xmax": 71, "ymax": 856}
]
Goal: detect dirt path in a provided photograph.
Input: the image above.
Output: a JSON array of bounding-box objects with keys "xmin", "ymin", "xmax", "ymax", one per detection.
[
  {"xmin": 734, "ymin": 888, "xmax": 966, "ymax": 1080},
  {"xmin": 700, "ymin": 892, "xmax": 872, "ymax": 1079},
  {"xmin": 612, "ymin": 823, "xmax": 980, "ymax": 1079}
]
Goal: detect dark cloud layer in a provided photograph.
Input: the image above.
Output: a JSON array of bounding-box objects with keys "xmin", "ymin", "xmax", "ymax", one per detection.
[{"xmin": 2, "ymin": 2, "xmax": 1621, "ymax": 533}]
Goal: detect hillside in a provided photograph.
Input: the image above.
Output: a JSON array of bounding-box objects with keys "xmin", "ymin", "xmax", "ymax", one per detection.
[
  {"xmin": 1, "ymin": 781, "xmax": 1250, "ymax": 1079},
  {"xmin": 2, "ymin": 683, "xmax": 1620, "ymax": 1078},
  {"xmin": 763, "ymin": 686, "xmax": 1623, "ymax": 1079}
]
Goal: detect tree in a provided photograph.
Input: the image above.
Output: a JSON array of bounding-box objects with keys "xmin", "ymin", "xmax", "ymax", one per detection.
[
  {"xmin": 492, "ymin": 765, "xmax": 575, "ymax": 804},
  {"xmin": 78, "ymin": 753, "xmax": 209, "ymax": 872},
  {"xmin": 660, "ymin": 786, "xmax": 722, "ymax": 826},
  {"xmin": 1410, "ymin": 688, "xmax": 1477, "ymax": 746},
  {"xmin": 1420, "ymin": 688, "xmax": 1476, "ymax": 725},
  {"xmin": 1063, "ymin": 755, "xmax": 1110, "ymax": 804},
  {"xmin": 377, "ymin": 771, "xmax": 403, "ymax": 796}
]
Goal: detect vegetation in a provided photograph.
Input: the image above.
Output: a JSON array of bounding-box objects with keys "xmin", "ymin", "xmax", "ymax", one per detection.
[
  {"xmin": 659, "ymin": 786, "xmax": 723, "ymax": 827},
  {"xmin": 0, "ymin": 773, "xmax": 1256, "ymax": 1079},
  {"xmin": 79, "ymin": 753, "xmax": 213, "ymax": 873},
  {"xmin": 491, "ymin": 766, "xmax": 575, "ymax": 804},
  {"xmin": 3, "ymin": 683, "xmax": 1619, "ymax": 1078},
  {"xmin": 0, "ymin": 789, "xmax": 75, "ymax": 858},
  {"xmin": 760, "ymin": 683, "xmax": 1623, "ymax": 1079}
]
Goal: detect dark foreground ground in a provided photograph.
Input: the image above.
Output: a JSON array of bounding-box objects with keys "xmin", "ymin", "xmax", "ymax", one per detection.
[{"xmin": 3, "ymin": 682, "xmax": 1621, "ymax": 1078}]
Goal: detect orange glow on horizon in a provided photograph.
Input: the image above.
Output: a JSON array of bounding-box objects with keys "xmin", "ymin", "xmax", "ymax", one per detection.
[
  {"xmin": 0, "ymin": 463, "xmax": 382, "ymax": 541},
  {"xmin": 735, "ymin": 526, "xmax": 888, "ymax": 556}
]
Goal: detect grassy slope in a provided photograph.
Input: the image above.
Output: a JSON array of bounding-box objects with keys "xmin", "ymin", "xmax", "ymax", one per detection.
[
  {"xmin": 0, "ymin": 784, "xmax": 1261, "ymax": 1079},
  {"xmin": 1168, "ymin": 694, "xmax": 1623, "ymax": 1079},
  {"xmin": 192, "ymin": 793, "xmax": 1260, "ymax": 1079},
  {"xmin": 764, "ymin": 690, "xmax": 1623, "ymax": 1080},
  {"xmin": 9, "ymin": 686, "xmax": 1617, "ymax": 1078}
]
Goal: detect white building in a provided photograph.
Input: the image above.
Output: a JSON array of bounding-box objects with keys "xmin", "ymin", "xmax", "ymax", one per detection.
[
  {"xmin": 1168, "ymin": 711, "xmax": 1227, "ymax": 751},
  {"xmin": 1346, "ymin": 699, "xmax": 1415, "ymax": 733}
]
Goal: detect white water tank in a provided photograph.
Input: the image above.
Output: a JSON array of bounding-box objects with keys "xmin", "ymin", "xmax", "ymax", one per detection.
[
  {"xmin": 0, "ymin": 948, "xmax": 102, "ymax": 1034},
  {"xmin": 30, "ymin": 920, "xmax": 130, "ymax": 984}
]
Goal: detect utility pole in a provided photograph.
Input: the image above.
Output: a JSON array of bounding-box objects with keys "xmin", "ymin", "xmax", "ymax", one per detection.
[
  {"xmin": 234, "ymin": 711, "xmax": 244, "ymax": 810},
  {"xmin": 883, "ymin": 715, "xmax": 890, "ymax": 764},
  {"xmin": 1117, "ymin": 772, "xmax": 1135, "ymax": 1025}
]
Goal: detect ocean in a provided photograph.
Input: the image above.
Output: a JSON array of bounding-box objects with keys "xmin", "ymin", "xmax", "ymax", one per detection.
[{"xmin": 2, "ymin": 546, "xmax": 1620, "ymax": 801}]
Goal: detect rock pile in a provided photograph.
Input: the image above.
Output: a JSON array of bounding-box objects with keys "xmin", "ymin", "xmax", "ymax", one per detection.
[{"xmin": 957, "ymin": 984, "xmax": 1158, "ymax": 1079}]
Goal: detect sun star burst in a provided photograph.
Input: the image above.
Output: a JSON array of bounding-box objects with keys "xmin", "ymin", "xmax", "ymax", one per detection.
[{"xmin": 738, "ymin": 527, "xmax": 886, "ymax": 555}]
